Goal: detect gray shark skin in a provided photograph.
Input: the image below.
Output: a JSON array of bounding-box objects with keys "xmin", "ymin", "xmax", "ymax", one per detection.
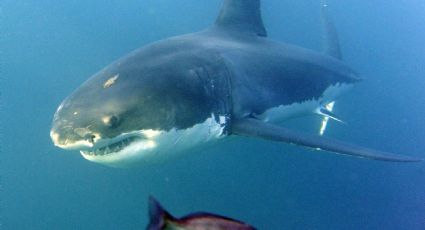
[
  {"xmin": 50, "ymin": 0, "xmax": 422, "ymax": 167},
  {"xmin": 146, "ymin": 196, "xmax": 256, "ymax": 230}
]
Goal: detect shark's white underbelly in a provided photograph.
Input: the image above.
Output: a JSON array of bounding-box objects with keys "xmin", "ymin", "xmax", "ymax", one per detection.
[{"xmin": 257, "ymin": 83, "xmax": 353, "ymax": 123}]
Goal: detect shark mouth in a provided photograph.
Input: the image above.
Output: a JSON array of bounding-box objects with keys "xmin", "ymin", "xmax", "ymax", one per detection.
[
  {"xmin": 79, "ymin": 129, "xmax": 165, "ymax": 167},
  {"xmin": 81, "ymin": 136, "xmax": 143, "ymax": 156},
  {"xmin": 76, "ymin": 116, "xmax": 226, "ymax": 167}
]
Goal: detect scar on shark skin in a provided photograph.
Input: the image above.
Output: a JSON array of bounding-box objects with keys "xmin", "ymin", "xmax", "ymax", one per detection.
[{"xmin": 103, "ymin": 74, "xmax": 119, "ymax": 88}]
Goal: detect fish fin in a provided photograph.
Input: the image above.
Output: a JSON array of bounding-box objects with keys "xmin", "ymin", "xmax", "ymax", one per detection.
[
  {"xmin": 179, "ymin": 212, "xmax": 257, "ymax": 230},
  {"xmin": 321, "ymin": 0, "xmax": 342, "ymax": 59},
  {"xmin": 147, "ymin": 196, "xmax": 174, "ymax": 230},
  {"xmin": 231, "ymin": 118, "xmax": 422, "ymax": 162},
  {"xmin": 215, "ymin": 0, "xmax": 267, "ymax": 37},
  {"xmin": 315, "ymin": 102, "xmax": 344, "ymax": 124},
  {"xmin": 317, "ymin": 102, "xmax": 341, "ymax": 136}
]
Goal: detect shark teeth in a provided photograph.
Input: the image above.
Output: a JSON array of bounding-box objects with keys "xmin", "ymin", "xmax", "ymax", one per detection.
[{"xmin": 82, "ymin": 136, "xmax": 141, "ymax": 156}]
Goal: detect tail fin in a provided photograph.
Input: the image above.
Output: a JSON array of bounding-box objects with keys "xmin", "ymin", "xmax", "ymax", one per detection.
[
  {"xmin": 320, "ymin": 1, "xmax": 342, "ymax": 135},
  {"xmin": 146, "ymin": 196, "xmax": 174, "ymax": 230},
  {"xmin": 321, "ymin": 0, "xmax": 342, "ymax": 59}
]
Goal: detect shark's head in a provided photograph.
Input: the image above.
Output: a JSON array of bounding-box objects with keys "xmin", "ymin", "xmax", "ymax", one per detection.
[{"xmin": 50, "ymin": 46, "xmax": 229, "ymax": 167}]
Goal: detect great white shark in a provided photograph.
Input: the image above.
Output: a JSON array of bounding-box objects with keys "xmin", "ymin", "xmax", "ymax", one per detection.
[{"xmin": 50, "ymin": 0, "xmax": 422, "ymax": 167}]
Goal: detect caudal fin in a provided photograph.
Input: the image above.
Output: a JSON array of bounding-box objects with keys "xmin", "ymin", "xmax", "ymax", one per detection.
[
  {"xmin": 321, "ymin": 0, "xmax": 342, "ymax": 60},
  {"xmin": 320, "ymin": 1, "xmax": 342, "ymax": 135},
  {"xmin": 146, "ymin": 196, "xmax": 174, "ymax": 230}
]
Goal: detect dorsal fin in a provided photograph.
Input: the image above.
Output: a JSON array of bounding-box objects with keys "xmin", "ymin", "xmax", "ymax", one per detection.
[
  {"xmin": 215, "ymin": 0, "xmax": 267, "ymax": 37},
  {"xmin": 321, "ymin": 1, "xmax": 342, "ymax": 59}
]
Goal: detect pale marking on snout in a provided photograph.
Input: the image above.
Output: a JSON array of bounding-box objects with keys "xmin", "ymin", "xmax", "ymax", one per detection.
[
  {"xmin": 50, "ymin": 131, "xmax": 60, "ymax": 145},
  {"xmin": 74, "ymin": 127, "xmax": 92, "ymax": 137},
  {"xmin": 50, "ymin": 129, "xmax": 95, "ymax": 150},
  {"xmin": 104, "ymin": 74, "xmax": 119, "ymax": 88}
]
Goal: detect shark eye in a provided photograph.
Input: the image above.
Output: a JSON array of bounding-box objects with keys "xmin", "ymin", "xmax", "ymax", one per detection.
[{"xmin": 102, "ymin": 115, "xmax": 120, "ymax": 128}]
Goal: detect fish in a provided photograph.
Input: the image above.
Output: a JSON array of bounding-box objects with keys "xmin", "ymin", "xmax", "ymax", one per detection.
[{"xmin": 146, "ymin": 197, "xmax": 256, "ymax": 230}]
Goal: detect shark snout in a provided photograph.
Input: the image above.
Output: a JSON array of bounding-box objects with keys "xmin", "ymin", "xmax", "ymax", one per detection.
[{"xmin": 50, "ymin": 126, "xmax": 99, "ymax": 151}]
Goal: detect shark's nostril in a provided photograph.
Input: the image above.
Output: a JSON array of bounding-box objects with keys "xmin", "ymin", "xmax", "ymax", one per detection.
[{"xmin": 84, "ymin": 134, "xmax": 97, "ymax": 144}]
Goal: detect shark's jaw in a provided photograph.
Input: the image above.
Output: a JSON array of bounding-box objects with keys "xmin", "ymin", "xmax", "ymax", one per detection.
[
  {"xmin": 73, "ymin": 116, "xmax": 227, "ymax": 168},
  {"xmin": 79, "ymin": 131, "xmax": 159, "ymax": 167}
]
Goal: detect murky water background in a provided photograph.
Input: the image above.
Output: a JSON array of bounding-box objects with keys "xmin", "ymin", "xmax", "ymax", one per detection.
[{"xmin": 2, "ymin": 0, "xmax": 425, "ymax": 229}]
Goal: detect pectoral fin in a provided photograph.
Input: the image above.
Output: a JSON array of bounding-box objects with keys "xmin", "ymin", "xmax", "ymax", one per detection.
[{"xmin": 232, "ymin": 118, "xmax": 422, "ymax": 162}]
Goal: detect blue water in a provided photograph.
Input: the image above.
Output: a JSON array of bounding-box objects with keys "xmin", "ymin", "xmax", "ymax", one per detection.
[{"xmin": 2, "ymin": 0, "xmax": 425, "ymax": 229}]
